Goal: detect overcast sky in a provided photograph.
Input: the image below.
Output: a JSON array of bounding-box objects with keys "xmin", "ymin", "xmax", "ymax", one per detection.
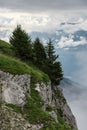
[
  {"xmin": 0, "ymin": 0, "xmax": 87, "ymax": 43},
  {"xmin": 0, "ymin": 0, "xmax": 87, "ymax": 12}
]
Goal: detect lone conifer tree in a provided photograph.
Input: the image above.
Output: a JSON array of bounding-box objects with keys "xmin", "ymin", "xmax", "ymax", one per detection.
[
  {"xmin": 45, "ymin": 39, "xmax": 63, "ymax": 86},
  {"xmin": 10, "ymin": 25, "xmax": 32, "ymax": 61},
  {"xmin": 33, "ymin": 37, "xmax": 46, "ymax": 68},
  {"xmin": 46, "ymin": 39, "xmax": 58, "ymax": 64}
]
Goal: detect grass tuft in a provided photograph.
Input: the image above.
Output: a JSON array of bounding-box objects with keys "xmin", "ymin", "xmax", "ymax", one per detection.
[{"xmin": 0, "ymin": 54, "xmax": 49, "ymax": 83}]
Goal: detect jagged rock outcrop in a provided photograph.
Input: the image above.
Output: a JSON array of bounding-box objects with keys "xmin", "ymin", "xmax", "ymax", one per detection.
[
  {"xmin": 52, "ymin": 86, "xmax": 78, "ymax": 130},
  {"xmin": 0, "ymin": 70, "xmax": 78, "ymax": 130},
  {"xmin": 35, "ymin": 83, "xmax": 78, "ymax": 130}
]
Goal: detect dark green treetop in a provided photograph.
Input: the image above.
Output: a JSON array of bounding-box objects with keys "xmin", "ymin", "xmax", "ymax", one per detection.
[
  {"xmin": 10, "ymin": 25, "xmax": 33, "ymax": 61},
  {"xmin": 46, "ymin": 39, "xmax": 58, "ymax": 64},
  {"xmin": 45, "ymin": 39, "xmax": 63, "ymax": 86},
  {"xmin": 33, "ymin": 37, "xmax": 46, "ymax": 68}
]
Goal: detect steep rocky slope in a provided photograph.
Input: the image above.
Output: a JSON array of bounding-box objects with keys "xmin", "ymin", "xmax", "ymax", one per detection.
[
  {"xmin": 0, "ymin": 39, "xmax": 78, "ymax": 130},
  {"xmin": 0, "ymin": 70, "xmax": 78, "ymax": 130}
]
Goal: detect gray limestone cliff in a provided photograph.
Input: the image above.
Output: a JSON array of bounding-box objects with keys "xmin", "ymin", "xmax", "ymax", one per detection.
[{"xmin": 0, "ymin": 70, "xmax": 78, "ymax": 130}]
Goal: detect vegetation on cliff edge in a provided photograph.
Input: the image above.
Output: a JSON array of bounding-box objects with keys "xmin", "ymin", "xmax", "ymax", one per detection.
[
  {"xmin": 0, "ymin": 26, "xmax": 72, "ymax": 130},
  {"xmin": 0, "ymin": 54, "xmax": 49, "ymax": 83}
]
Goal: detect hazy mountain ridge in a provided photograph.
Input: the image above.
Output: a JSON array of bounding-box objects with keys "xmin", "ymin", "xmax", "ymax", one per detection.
[
  {"xmin": 60, "ymin": 78, "xmax": 87, "ymax": 130},
  {"xmin": 60, "ymin": 78, "xmax": 85, "ymax": 101}
]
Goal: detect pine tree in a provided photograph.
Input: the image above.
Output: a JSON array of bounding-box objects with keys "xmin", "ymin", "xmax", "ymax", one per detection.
[
  {"xmin": 45, "ymin": 39, "xmax": 63, "ymax": 86},
  {"xmin": 10, "ymin": 25, "xmax": 33, "ymax": 61},
  {"xmin": 33, "ymin": 37, "xmax": 46, "ymax": 68},
  {"xmin": 46, "ymin": 39, "xmax": 58, "ymax": 64},
  {"xmin": 51, "ymin": 62, "xmax": 63, "ymax": 85}
]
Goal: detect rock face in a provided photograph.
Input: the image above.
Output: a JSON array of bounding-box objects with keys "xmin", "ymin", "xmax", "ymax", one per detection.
[
  {"xmin": 0, "ymin": 104, "xmax": 43, "ymax": 130},
  {"xmin": 0, "ymin": 70, "xmax": 30, "ymax": 106},
  {"xmin": 0, "ymin": 70, "xmax": 78, "ymax": 130},
  {"xmin": 35, "ymin": 83, "xmax": 78, "ymax": 130},
  {"xmin": 52, "ymin": 86, "xmax": 78, "ymax": 130}
]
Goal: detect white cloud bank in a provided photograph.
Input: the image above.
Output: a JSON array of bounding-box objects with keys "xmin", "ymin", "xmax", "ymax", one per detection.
[
  {"xmin": 58, "ymin": 36, "xmax": 87, "ymax": 48},
  {"xmin": 0, "ymin": 8, "xmax": 87, "ymax": 48}
]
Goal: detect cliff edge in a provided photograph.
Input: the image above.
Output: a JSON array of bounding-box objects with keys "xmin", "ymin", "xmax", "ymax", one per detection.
[{"xmin": 0, "ymin": 70, "xmax": 78, "ymax": 130}]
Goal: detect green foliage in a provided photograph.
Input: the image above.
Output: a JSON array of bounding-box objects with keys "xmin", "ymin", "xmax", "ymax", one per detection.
[
  {"xmin": 0, "ymin": 39, "xmax": 16, "ymax": 57},
  {"xmin": 23, "ymin": 98, "xmax": 51, "ymax": 124},
  {"xmin": 33, "ymin": 38, "xmax": 63, "ymax": 85},
  {"xmin": 6, "ymin": 104, "xmax": 22, "ymax": 113},
  {"xmin": 10, "ymin": 25, "xmax": 33, "ymax": 61},
  {"xmin": 57, "ymin": 113, "xmax": 65, "ymax": 124},
  {"xmin": 21, "ymin": 83, "xmax": 51, "ymax": 124},
  {"xmin": 0, "ymin": 27, "xmax": 70, "ymax": 130},
  {"xmin": 57, "ymin": 113, "xmax": 72, "ymax": 130},
  {"xmin": 0, "ymin": 54, "xmax": 49, "ymax": 83},
  {"xmin": 54, "ymin": 89, "xmax": 66, "ymax": 105},
  {"xmin": 46, "ymin": 39, "xmax": 58, "ymax": 64},
  {"xmin": 6, "ymin": 87, "xmax": 51, "ymax": 124},
  {"xmin": 45, "ymin": 39, "xmax": 63, "ymax": 85},
  {"xmin": 9, "ymin": 25, "xmax": 63, "ymax": 85},
  {"xmin": 0, "ymin": 54, "xmax": 32, "ymax": 74},
  {"xmin": 46, "ymin": 105, "xmax": 54, "ymax": 112},
  {"xmin": 41, "ymin": 113, "xmax": 72, "ymax": 130},
  {"xmin": 30, "ymin": 85, "xmax": 43, "ymax": 107},
  {"xmin": 51, "ymin": 62, "xmax": 63, "ymax": 85},
  {"xmin": 41, "ymin": 122, "xmax": 71, "ymax": 130},
  {"xmin": 0, "ymin": 101, "xmax": 2, "ymax": 108},
  {"xmin": 40, "ymin": 108, "xmax": 72, "ymax": 130},
  {"xmin": 33, "ymin": 37, "xmax": 46, "ymax": 68},
  {"xmin": 6, "ymin": 98, "xmax": 71, "ymax": 130},
  {"xmin": 31, "ymin": 68, "xmax": 49, "ymax": 83}
]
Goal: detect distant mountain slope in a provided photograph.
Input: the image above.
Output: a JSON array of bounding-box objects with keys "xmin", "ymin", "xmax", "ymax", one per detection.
[{"xmin": 60, "ymin": 78, "xmax": 85, "ymax": 101}]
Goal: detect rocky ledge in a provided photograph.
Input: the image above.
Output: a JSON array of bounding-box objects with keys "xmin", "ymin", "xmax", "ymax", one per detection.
[{"xmin": 0, "ymin": 70, "xmax": 78, "ymax": 130}]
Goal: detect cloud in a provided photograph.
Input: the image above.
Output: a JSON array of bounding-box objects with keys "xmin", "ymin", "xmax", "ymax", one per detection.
[
  {"xmin": 72, "ymin": 50, "xmax": 87, "ymax": 86},
  {"xmin": 57, "ymin": 17, "xmax": 87, "ymax": 34},
  {"xmin": 0, "ymin": 0, "xmax": 86, "ymax": 12},
  {"xmin": 60, "ymin": 76, "xmax": 87, "ymax": 130},
  {"xmin": 66, "ymin": 91, "xmax": 87, "ymax": 130},
  {"xmin": 57, "ymin": 36, "xmax": 87, "ymax": 48},
  {"xmin": 0, "ymin": 8, "xmax": 87, "ymax": 48},
  {"xmin": 0, "ymin": 9, "xmax": 54, "ymax": 41},
  {"xmin": 0, "ymin": 0, "xmax": 87, "ymax": 12},
  {"xmin": 58, "ymin": 42, "xmax": 87, "ymax": 130}
]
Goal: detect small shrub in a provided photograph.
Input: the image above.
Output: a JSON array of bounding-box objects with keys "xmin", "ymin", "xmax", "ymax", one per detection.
[
  {"xmin": 46, "ymin": 105, "xmax": 53, "ymax": 112},
  {"xmin": 23, "ymin": 98, "xmax": 51, "ymax": 124},
  {"xmin": 30, "ymin": 86, "xmax": 43, "ymax": 107},
  {"xmin": 6, "ymin": 104, "xmax": 22, "ymax": 113},
  {"xmin": 41, "ymin": 122, "xmax": 71, "ymax": 130},
  {"xmin": 0, "ymin": 103, "xmax": 1, "ymax": 108}
]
